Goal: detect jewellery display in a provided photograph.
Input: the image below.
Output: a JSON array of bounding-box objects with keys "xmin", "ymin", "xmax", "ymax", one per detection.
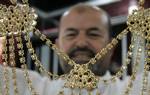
[{"xmin": 0, "ymin": 0, "xmax": 149, "ymax": 95}]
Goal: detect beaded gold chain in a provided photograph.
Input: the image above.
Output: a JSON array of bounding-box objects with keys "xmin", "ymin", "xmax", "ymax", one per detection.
[
  {"xmin": 16, "ymin": 32, "xmax": 39, "ymax": 95},
  {"xmin": 123, "ymin": 36, "xmax": 144, "ymax": 95},
  {"xmin": 9, "ymin": 34, "xmax": 19, "ymax": 95},
  {"xmin": 2, "ymin": 36, "xmax": 9, "ymax": 95}
]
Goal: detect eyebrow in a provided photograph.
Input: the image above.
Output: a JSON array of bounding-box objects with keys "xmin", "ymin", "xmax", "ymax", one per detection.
[{"xmin": 65, "ymin": 28, "xmax": 78, "ymax": 33}]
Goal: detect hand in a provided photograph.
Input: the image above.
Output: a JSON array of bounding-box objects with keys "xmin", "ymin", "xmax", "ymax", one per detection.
[{"xmin": 0, "ymin": 37, "xmax": 5, "ymax": 64}]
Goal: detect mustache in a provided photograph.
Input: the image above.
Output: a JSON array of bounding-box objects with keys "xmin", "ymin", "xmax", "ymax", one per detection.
[{"xmin": 68, "ymin": 47, "xmax": 96, "ymax": 58}]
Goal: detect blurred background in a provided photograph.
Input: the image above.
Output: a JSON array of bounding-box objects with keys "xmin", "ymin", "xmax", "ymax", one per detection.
[{"xmin": 0, "ymin": 0, "xmax": 150, "ymax": 76}]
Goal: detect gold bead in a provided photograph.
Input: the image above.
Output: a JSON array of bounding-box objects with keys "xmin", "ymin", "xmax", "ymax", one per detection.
[
  {"xmin": 46, "ymin": 40, "xmax": 52, "ymax": 46},
  {"xmin": 17, "ymin": 43, "xmax": 23, "ymax": 49},
  {"xmin": 3, "ymin": 62, "xmax": 8, "ymax": 66},
  {"xmin": 95, "ymin": 53, "xmax": 102, "ymax": 60},
  {"xmin": 28, "ymin": 48, "xmax": 34, "ymax": 53},
  {"xmin": 21, "ymin": 65, "xmax": 25, "ymax": 69},
  {"xmin": 31, "ymin": 54, "xmax": 37, "ymax": 60},
  {"xmin": 89, "ymin": 58, "xmax": 96, "ymax": 64},
  {"xmin": 20, "ymin": 57, "xmax": 26, "ymax": 63},
  {"xmin": 139, "ymin": 0, "xmax": 145, "ymax": 6},
  {"xmin": 10, "ymin": 0, "xmax": 17, "ymax": 4},
  {"xmin": 22, "ymin": 0, "xmax": 28, "ymax": 4},
  {"xmin": 18, "ymin": 50, "xmax": 24, "ymax": 56},
  {"xmin": 40, "ymin": 34, "xmax": 46, "ymax": 41},
  {"xmin": 107, "ymin": 43, "xmax": 113, "ymax": 50}
]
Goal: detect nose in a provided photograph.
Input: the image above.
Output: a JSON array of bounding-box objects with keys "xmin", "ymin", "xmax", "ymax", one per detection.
[{"xmin": 75, "ymin": 32, "xmax": 88, "ymax": 48}]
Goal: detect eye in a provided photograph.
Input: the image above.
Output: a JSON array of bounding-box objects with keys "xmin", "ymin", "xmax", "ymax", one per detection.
[
  {"xmin": 89, "ymin": 33, "xmax": 101, "ymax": 37},
  {"xmin": 88, "ymin": 31, "xmax": 101, "ymax": 37},
  {"xmin": 63, "ymin": 28, "xmax": 78, "ymax": 38},
  {"xmin": 64, "ymin": 31, "xmax": 78, "ymax": 40},
  {"xmin": 87, "ymin": 28, "xmax": 102, "ymax": 38},
  {"xmin": 66, "ymin": 33, "xmax": 76, "ymax": 37}
]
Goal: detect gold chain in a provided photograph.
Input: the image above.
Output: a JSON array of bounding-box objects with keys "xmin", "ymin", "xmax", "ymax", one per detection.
[
  {"xmin": 2, "ymin": 36, "xmax": 9, "ymax": 95},
  {"xmin": 23, "ymin": 64, "xmax": 39, "ymax": 95},
  {"xmin": 140, "ymin": 64, "xmax": 149, "ymax": 95},
  {"xmin": 22, "ymin": 0, "xmax": 29, "ymax": 4},
  {"xmin": 123, "ymin": 36, "xmax": 143, "ymax": 95},
  {"xmin": 34, "ymin": 28, "xmax": 131, "ymax": 84},
  {"xmin": 34, "ymin": 28, "xmax": 129, "ymax": 66},
  {"xmin": 140, "ymin": 24, "xmax": 150, "ymax": 95},
  {"xmin": 16, "ymin": 33, "xmax": 39, "ymax": 95},
  {"xmin": 88, "ymin": 28, "xmax": 129, "ymax": 65},
  {"xmin": 24, "ymin": 32, "xmax": 60, "ymax": 79},
  {"xmin": 100, "ymin": 34, "xmax": 135, "ymax": 84},
  {"xmin": 145, "ymin": 19, "xmax": 150, "ymax": 69},
  {"xmin": 8, "ymin": 34, "xmax": 19, "ymax": 95},
  {"xmin": 34, "ymin": 27, "xmax": 134, "ymax": 90},
  {"xmin": 2, "ymin": 67, "xmax": 9, "ymax": 95},
  {"xmin": 10, "ymin": 0, "xmax": 17, "ymax": 4},
  {"xmin": 10, "ymin": 0, "xmax": 29, "ymax": 4},
  {"xmin": 139, "ymin": 0, "xmax": 145, "ymax": 8},
  {"xmin": 34, "ymin": 29, "xmax": 76, "ymax": 66}
]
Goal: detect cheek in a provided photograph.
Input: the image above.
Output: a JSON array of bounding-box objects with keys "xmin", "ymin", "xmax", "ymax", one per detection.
[
  {"xmin": 59, "ymin": 40, "xmax": 73, "ymax": 53},
  {"xmin": 89, "ymin": 40, "xmax": 108, "ymax": 53}
]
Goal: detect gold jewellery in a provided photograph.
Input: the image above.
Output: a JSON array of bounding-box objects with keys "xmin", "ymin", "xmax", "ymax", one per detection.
[{"xmin": 0, "ymin": 0, "xmax": 149, "ymax": 95}]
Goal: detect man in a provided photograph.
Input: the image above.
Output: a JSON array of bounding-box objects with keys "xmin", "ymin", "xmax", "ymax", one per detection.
[
  {"xmin": 0, "ymin": 3, "xmax": 121, "ymax": 95},
  {"xmin": 57, "ymin": 3, "xmax": 113, "ymax": 76},
  {"xmin": 47, "ymin": 3, "xmax": 126, "ymax": 95},
  {"xmin": 44, "ymin": 3, "xmax": 150, "ymax": 95},
  {"xmin": 54, "ymin": 4, "xmax": 150, "ymax": 95},
  {"xmin": 0, "ymin": 3, "xmax": 147, "ymax": 95}
]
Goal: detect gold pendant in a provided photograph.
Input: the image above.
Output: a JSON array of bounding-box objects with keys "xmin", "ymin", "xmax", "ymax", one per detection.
[{"xmin": 64, "ymin": 64, "xmax": 98, "ymax": 90}]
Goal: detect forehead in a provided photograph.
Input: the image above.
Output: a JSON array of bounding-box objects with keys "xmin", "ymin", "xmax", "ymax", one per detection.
[{"xmin": 60, "ymin": 10, "xmax": 108, "ymax": 30}]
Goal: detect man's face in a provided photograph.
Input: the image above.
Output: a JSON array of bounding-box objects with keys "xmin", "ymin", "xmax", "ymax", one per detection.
[{"xmin": 58, "ymin": 10, "xmax": 112, "ymax": 75}]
